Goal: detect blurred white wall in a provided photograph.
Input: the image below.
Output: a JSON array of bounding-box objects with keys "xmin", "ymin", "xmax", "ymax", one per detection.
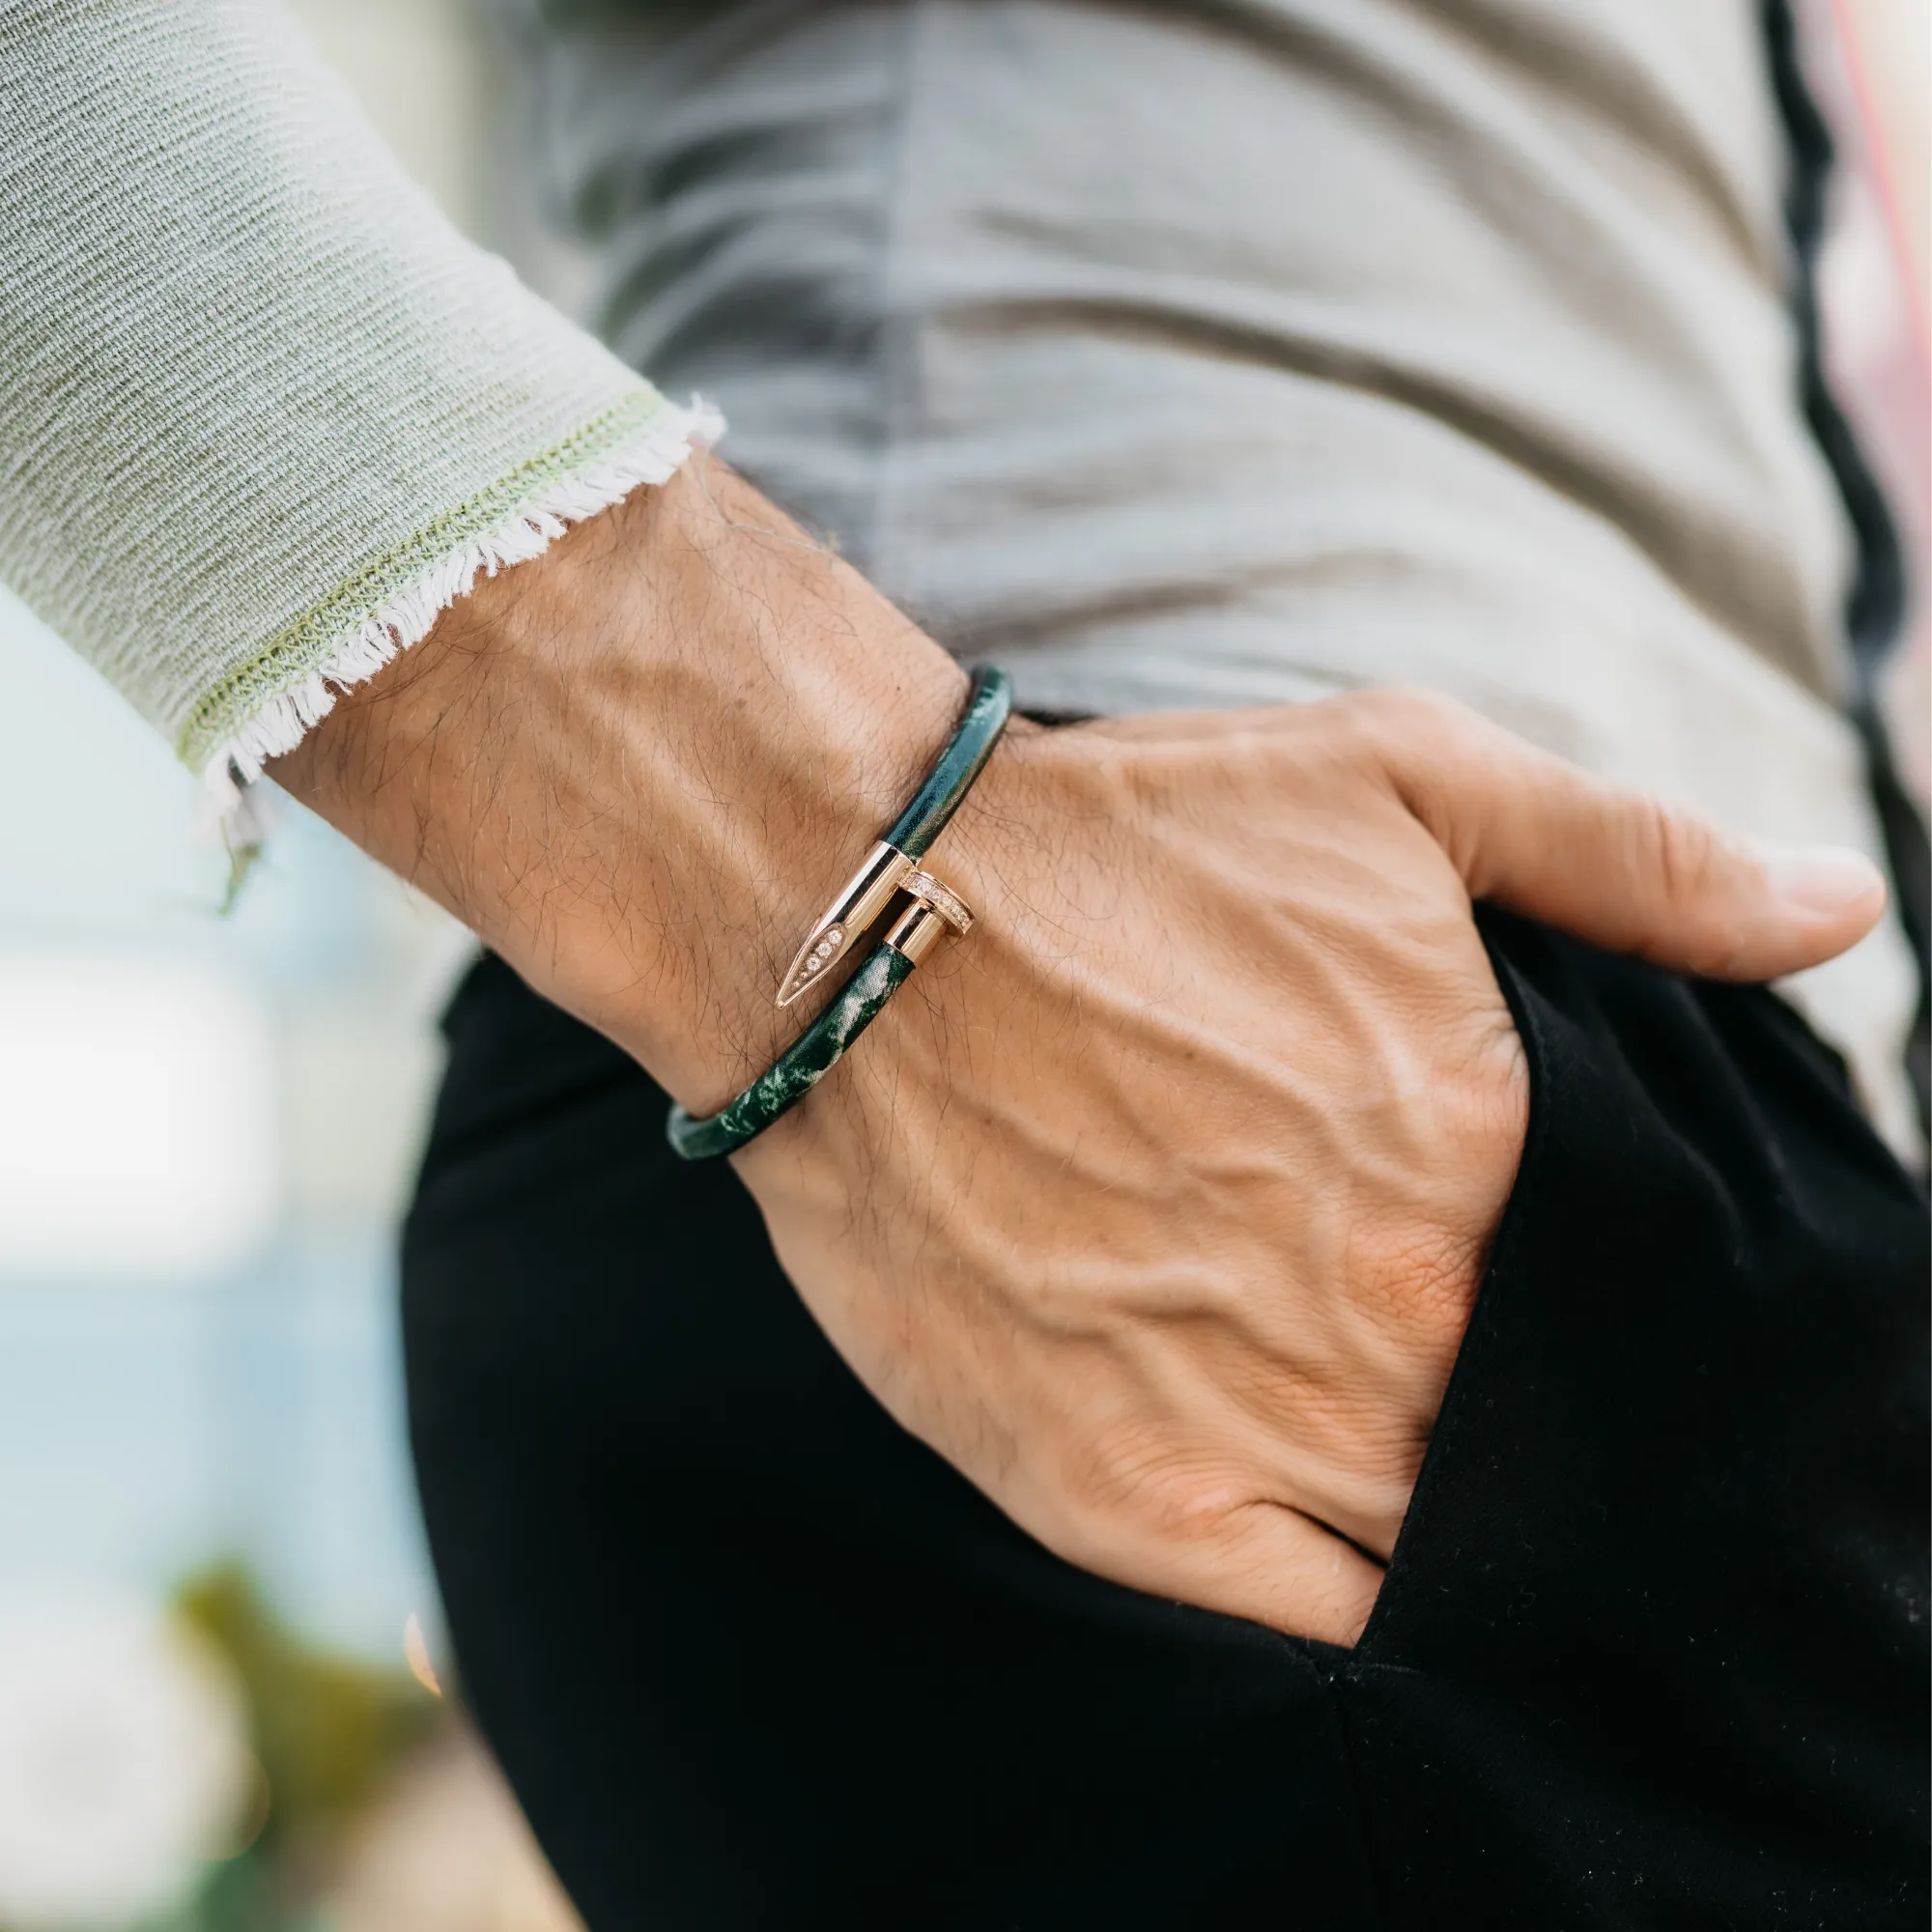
[{"xmin": 0, "ymin": 0, "xmax": 498, "ymax": 1665}]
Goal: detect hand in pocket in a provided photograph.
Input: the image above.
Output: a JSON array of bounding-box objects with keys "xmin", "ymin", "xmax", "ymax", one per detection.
[{"xmin": 738, "ymin": 691, "xmax": 1887, "ymax": 1642}]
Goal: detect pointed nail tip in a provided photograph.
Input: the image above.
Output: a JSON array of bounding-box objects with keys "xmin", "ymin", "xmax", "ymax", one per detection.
[{"xmin": 777, "ymin": 957, "xmax": 833, "ymax": 1007}]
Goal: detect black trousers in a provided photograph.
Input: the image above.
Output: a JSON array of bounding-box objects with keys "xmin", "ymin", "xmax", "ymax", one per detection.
[{"xmin": 402, "ymin": 910, "xmax": 1928, "ymax": 1929}]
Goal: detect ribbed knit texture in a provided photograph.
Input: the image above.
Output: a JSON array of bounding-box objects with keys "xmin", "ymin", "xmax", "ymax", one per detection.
[{"xmin": 0, "ymin": 0, "xmax": 715, "ymax": 805}]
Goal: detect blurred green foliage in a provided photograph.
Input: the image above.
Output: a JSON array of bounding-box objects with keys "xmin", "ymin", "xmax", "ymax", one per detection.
[{"xmin": 164, "ymin": 1558, "xmax": 446, "ymax": 1931}]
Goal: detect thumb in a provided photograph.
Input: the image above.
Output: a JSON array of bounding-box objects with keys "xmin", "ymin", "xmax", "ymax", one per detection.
[{"xmin": 1374, "ymin": 691, "xmax": 1888, "ymax": 980}]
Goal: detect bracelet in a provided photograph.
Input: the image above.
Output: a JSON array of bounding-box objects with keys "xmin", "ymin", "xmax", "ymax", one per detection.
[{"xmin": 665, "ymin": 666, "xmax": 1013, "ymax": 1160}]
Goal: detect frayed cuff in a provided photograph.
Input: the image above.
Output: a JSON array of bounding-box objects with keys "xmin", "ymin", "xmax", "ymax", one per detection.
[{"xmin": 191, "ymin": 391, "xmax": 724, "ymax": 835}]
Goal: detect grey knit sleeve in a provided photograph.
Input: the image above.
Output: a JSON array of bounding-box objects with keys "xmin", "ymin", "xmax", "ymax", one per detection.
[{"xmin": 0, "ymin": 0, "xmax": 718, "ymax": 815}]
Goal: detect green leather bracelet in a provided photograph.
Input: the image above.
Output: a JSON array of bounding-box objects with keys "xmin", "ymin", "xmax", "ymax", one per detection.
[{"xmin": 666, "ymin": 666, "xmax": 1013, "ymax": 1160}]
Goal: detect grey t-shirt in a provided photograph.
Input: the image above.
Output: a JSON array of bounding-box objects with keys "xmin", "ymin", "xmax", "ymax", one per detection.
[{"xmin": 526, "ymin": 0, "xmax": 1918, "ymax": 1147}]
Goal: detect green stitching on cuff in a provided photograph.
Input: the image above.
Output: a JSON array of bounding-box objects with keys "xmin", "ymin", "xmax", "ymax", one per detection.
[{"xmin": 178, "ymin": 385, "xmax": 676, "ymax": 773}]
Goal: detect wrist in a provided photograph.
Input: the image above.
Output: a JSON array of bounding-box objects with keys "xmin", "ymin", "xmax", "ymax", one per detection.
[{"xmin": 270, "ymin": 460, "xmax": 968, "ymax": 1103}]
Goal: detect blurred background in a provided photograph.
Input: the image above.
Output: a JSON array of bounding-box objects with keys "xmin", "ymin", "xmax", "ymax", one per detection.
[
  {"xmin": 0, "ymin": 1, "xmax": 1922, "ymax": 1927},
  {"xmin": 0, "ymin": 4, "xmax": 587, "ymax": 1925}
]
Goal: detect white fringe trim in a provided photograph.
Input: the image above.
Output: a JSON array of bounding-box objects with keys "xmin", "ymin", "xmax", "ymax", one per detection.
[{"xmin": 203, "ymin": 396, "xmax": 725, "ymax": 836}]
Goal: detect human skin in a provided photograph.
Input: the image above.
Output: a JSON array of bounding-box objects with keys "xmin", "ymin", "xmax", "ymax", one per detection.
[{"xmin": 271, "ymin": 460, "xmax": 1886, "ymax": 1643}]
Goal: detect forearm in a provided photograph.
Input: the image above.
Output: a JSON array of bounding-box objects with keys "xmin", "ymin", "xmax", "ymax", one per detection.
[{"xmin": 270, "ymin": 461, "xmax": 971, "ymax": 1104}]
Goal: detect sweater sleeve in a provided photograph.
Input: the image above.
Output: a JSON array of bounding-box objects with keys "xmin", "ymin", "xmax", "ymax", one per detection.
[{"xmin": 0, "ymin": 0, "xmax": 719, "ymax": 813}]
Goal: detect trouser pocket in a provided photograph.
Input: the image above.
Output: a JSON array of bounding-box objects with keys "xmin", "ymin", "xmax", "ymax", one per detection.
[{"xmin": 1333, "ymin": 907, "xmax": 1929, "ymax": 1928}]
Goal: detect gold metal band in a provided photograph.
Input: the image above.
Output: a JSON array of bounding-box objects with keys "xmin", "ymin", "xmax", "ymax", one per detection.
[
  {"xmin": 777, "ymin": 849, "xmax": 976, "ymax": 1006},
  {"xmin": 900, "ymin": 868, "xmax": 973, "ymax": 935},
  {"xmin": 778, "ymin": 841, "xmax": 915, "ymax": 1007},
  {"xmin": 885, "ymin": 900, "xmax": 951, "ymax": 966}
]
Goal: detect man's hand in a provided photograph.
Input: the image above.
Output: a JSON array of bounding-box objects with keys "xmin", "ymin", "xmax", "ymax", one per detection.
[
  {"xmin": 732, "ymin": 693, "xmax": 1884, "ymax": 1641},
  {"xmin": 271, "ymin": 463, "xmax": 1886, "ymax": 1644}
]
